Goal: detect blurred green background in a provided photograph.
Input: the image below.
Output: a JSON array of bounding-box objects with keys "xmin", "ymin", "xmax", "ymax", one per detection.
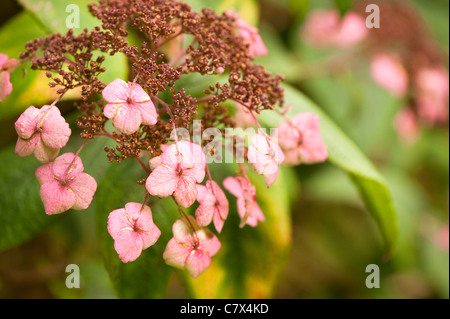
[{"xmin": 0, "ymin": 0, "xmax": 448, "ymax": 299}]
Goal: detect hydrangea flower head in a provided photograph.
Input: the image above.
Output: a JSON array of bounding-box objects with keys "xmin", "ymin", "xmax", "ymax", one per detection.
[
  {"xmin": 15, "ymin": 105, "xmax": 71, "ymax": 163},
  {"xmin": 163, "ymin": 216, "xmax": 221, "ymax": 278},
  {"xmin": 247, "ymin": 132, "xmax": 285, "ymax": 188},
  {"xmin": 415, "ymin": 67, "xmax": 449, "ymax": 124},
  {"xmin": 102, "ymin": 78, "xmax": 158, "ymax": 134},
  {"xmin": 146, "ymin": 141, "xmax": 206, "ymax": 208},
  {"xmin": 108, "ymin": 202, "xmax": 161, "ymax": 263},
  {"xmin": 371, "ymin": 53, "xmax": 409, "ymax": 97},
  {"xmin": 223, "ymin": 176, "xmax": 265, "ymax": 227},
  {"xmin": 277, "ymin": 112, "xmax": 328, "ymax": 166},
  {"xmin": 35, "ymin": 153, "xmax": 97, "ymax": 215}
]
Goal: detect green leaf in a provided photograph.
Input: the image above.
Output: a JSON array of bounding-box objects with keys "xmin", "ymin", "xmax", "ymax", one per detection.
[
  {"xmin": 259, "ymin": 84, "xmax": 398, "ymax": 257},
  {"xmin": 94, "ymin": 159, "xmax": 178, "ymax": 298},
  {"xmin": 333, "ymin": 0, "xmax": 354, "ymax": 16},
  {"xmin": 18, "ymin": 0, "xmax": 100, "ymax": 35},
  {"xmin": 182, "ymin": 0, "xmax": 259, "ymax": 25},
  {"xmin": 180, "ymin": 163, "xmax": 294, "ymax": 298},
  {"xmin": 0, "ymin": 146, "xmax": 61, "ymax": 251},
  {"xmin": 0, "ymin": 12, "xmax": 48, "ymax": 120},
  {"xmin": 290, "ymin": 0, "xmax": 309, "ymax": 19}
]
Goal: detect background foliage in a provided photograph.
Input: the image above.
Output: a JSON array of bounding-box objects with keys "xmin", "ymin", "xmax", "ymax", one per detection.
[{"xmin": 0, "ymin": 0, "xmax": 448, "ymax": 298}]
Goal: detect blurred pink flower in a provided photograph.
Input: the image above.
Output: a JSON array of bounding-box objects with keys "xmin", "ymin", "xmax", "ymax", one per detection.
[
  {"xmin": 223, "ymin": 176, "xmax": 265, "ymax": 227},
  {"xmin": 277, "ymin": 112, "xmax": 328, "ymax": 166},
  {"xmin": 247, "ymin": 132, "xmax": 285, "ymax": 188},
  {"xmin": 236, "ymin": 18, "xmax": 268, "ymax": 57},
  {"xmin": 35, "ymin": 153, "xmax": 97, "ymax": 215},
  {"xmin": 415, "ymin": 67, "xmax": 449, "ymax": 124},
  {"xmin": 15, "ymin": 105, "xmax": 71, "ymax": 163},
  {"xmin": 302, "ymin": 10, "xmax": 368, "ymax": 48},
  {"xmin": 393, "ymin": 108, "xmax": 420, "ymax": 143},
  {"xmin": 195, "ymin": 180, "xmax": 229, "ymax": 233},
  {"xmin": 102, "ymin": 78, "xmax": 158, "ymax": 134},
  {"xmin": 108, "ymin": 202, "xmax": 161, "ymax": 263},
  {"xmin": 146, "ymin": 141, "xmax": 206, "ymax": 208},
  {"xmin": 226, "ymin": 10, "xmax": 268, "ymax": 57},
  {"xmin": 371, "ymin": 53, "xmax": 409, "ymax": 97},
  {"xmin": 435, "ymin": 225, "xmax": 449, "ymax": 251},
  {"xmin": 163, "ymin": 216, "xmax": 221, "ymax": 278},
  {"xmin": 0, "ymin": 53, "xmax": 19, "ymax": 101},
  {"xmin": 233, "ymin": 102, "xmax": 258, "ymax": 128}
]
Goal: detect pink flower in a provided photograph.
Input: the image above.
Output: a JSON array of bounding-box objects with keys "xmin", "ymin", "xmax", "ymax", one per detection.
[
  {"xmin": 163, "ymin": 216, "xmax": 221, "ymax": 278},
  {"xmin": 247, "ymin": 132, "xmax": 285, "ymax": 188},
  {"xmin": 393, "ymin": 108, "xmax": 420, "ymax": 143},
  {"xmin": 277, "ymin": 112, "xmax": 328, "ymax": 166},
  {"xmin": 107, "ymin": 202, "xmax": 161, "ymax": 263},
  {"xmin": 371, "ymin": 53, "xmax": 409, "ymax": 97},
  {"xmin": 302, "ymin": 10, "xmax": 368, "ymax": 48},
  {"xmin": 227, "ymin": 10, "xmax": 268, "ymax": 57},
  {"xmin": 415, "ymin": 67, "xmax": 449, "ymax": 124},
  {"xmin": 0, "ymin": 53, "xmax": 19, "ymax": 102},
  {"xmin": 195, "ymin": 180, "xmax": 229, "ymax": 233},
  {"xmin": 102, "ymin": 78, "xmax": 158, "ymax": 134},
  {"xmin": 435, "ymin": 225, "xmax": 449, "ymax": 251},
  {"xmin": 15, "ymin": 105, "xmax": 71, "ymax": 163},
  {"xmin": 223, "ymin": 176, "xmax": 265, "ymax": 227},
  {"xmin": 146, "ymin": 141, "xmax": 206, "ymax": 208},
  {"xmin": 233, "ymin": 102, "xmax": 258, "ymax": 128},
  {"xmin": 35, "ymin": 153, "xmax": 97, "ymax": 215}
]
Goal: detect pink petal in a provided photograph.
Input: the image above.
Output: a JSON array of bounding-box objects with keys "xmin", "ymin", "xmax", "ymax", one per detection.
[
  {"xmin": 128, "ymin": 82, "xmax": 150, "ymax": 103},
  {"xmin": 140, "ymin": 223, "xmax": 161, "ymax": 250},
  {"xmin": 112, "ymin": 104, "xmax": 142, "ymax": 134},
  {"xmin": 15, "ymin": 136, "xmax": 38, "ymax": 158},
  {"xmin": 40, "ymin": 181, "xmax": 77, "ymax": 215},
  {"xmin": 291, "ymin": 112, "xmax": 321, "ymax": 133},
  {"xmin": 264, "ymin": 166, "xmax": 279, "ymax": 188},
  {"xmin": 35, "ymin": 162, "xmax": 54, "ymax": 185},
  {"xmin": 146, "ymin": 165, "xmax": 178, "ymax": 198},
  {"xmin": 107, "ymin": 208, "xmax": 132, "ymax": 239},
  {"xmin": 70, "ymin": 172, "xmax": 97, "ymax": 210},
  {"xmin": 135, "ymin": 100, "xmax": 158, "ymax": 126},
  {"xmin": 114, "ymin": 230, "xmax": 144, "ymax": 263},
  {"xmin": 213, "ymin": 212, "xmax": 225, "ymax": 233},
  {"xmin": 14, "ymin": 106, "xmax": 40, "ymax": 140},
  {"xmin": 163, "ymin": 238, "xmax": 191, "ymax": 269},
  {"xmin": 196, "ymin": 184, "xmax": 210, "ymax": 203},
  {"xmin": 103, "ymin": 102, "xmax": 122, "ymax": 120},
  {"xmin": 102, "ymin": 79, "xmax": 129, "ymax": 103},
  {"xmin": 371, "ymin": 54, "xmax": 408, "ymax": 97},
  {"xmin": 0, "ymin": 71, "xmax": 12, "ymax": 101},
  {"xmin": 195, "ymin": 192, "xmax": 216, "ymax": 227},
  {"xmin": 207, "ymin": 181, "xmax": 229, "ymax": 220},
  {"xmin": 40, "ymin": 106, "xmax": 71, "ymax": 149},
  {"xmin": 172, "ymin": 216, "xmax": 197, "ymax": 243},
  {"xmin": 33, "ymin": 138, "xmax": 59, "ymax": 163},
  {"xmin": 52, "ymin": 153, "xmax": 84, "ymax": 180},
  {"xmin": 149, "ymin": 156, "xmax": 162, "ymax": 170},
  {"xmin": 174, "ymin": 176, "xmax": 198, "ymax": 208},
  {"xmin": 197, "ymin": 228, "xmax": 221, "ymax": 256},
  {"xmin": 299, "ymin": 132, "xmax": 328, "ymax": 164},
  {"xmin": 129, "ymin": 203, "xmax": 161, "ymax": 249},
  {"xmin": 223, "ymin": 176, "xmax": 244, "ymax": 198},
  {"xmin": 185, "ymin": 249, "xmax": 212, "ymax": 278}
]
